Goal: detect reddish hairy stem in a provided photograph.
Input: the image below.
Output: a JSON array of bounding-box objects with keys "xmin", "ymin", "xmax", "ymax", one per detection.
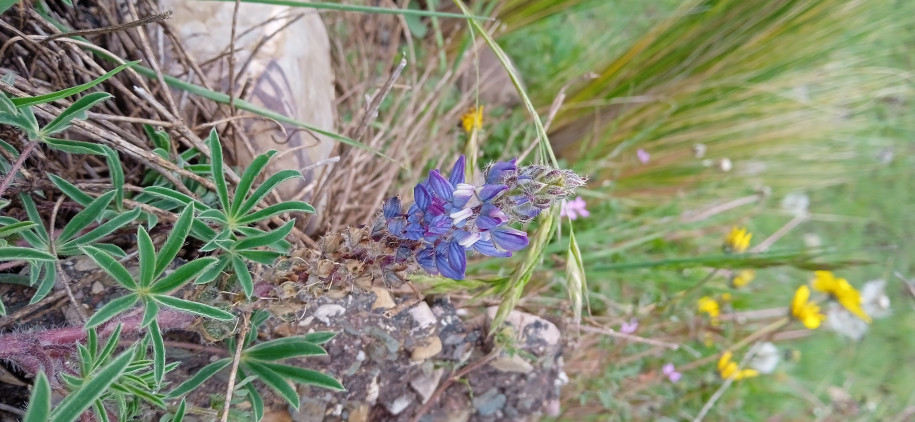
[{"xmin": 0, "ymin": 140, "xmax": 37, "ymax": 199}]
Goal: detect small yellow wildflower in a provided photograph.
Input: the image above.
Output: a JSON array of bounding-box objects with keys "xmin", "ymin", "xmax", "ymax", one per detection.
[
  {"xmin": 791, "ymin": 285, "xmax": 826, "ymax": 329},
  {"xmin": 460, "ymin": 106, "xmax": 484, "ymax": 133},
  {"xmin": 698, "ymin": 296, "xmax": 720, "ymax": 325},
  {"xmin": 717, "ymin": 351, "xmax": 759, "ymax": 381},
  {"xmin": 723, "ymin": 226, "xmax": 752, "ymax": 253},
  {"xmin": 731, "ymin": 269, "xmax": 756, "ymax": 288},
  {"xmin": 721, "ymin": 292, "xmax": 733, "ymax": 302},
  {"xmin": 811, "ymin": 271, "xmax": 871, "ymax": 323}
]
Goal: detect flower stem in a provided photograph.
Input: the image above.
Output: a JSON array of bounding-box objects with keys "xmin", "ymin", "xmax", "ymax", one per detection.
[{"xmin": 0, "ymin": 140, "xmax": 37, "ymax": 199}]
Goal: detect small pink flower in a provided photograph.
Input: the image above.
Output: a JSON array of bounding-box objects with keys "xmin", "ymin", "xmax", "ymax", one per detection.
[
  {"xmin": 663, "ymin": 363, "xmax": 681, "ymax": 383},
  {"xmin": 620, "ymin": 318, "xmax": 638, "ymax": 334},
  {"xmin": 560, "ymin": 196, "xmax": 590, "ymax": 220},
  {"xmin": 637, "ymin": 148, "xmax": 650, "ymax": 164}
]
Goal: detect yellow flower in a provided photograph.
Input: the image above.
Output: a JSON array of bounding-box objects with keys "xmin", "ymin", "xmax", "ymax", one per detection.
[
  {"xmin": 698, "ymin": 296, "xmax": 721, "ymax": 325},
  {"xmin": 460, "ymin": 106, "xmax": 484, "ymax": 133},
  {"xmin": 791, "ymin": 285, "xmax": 826, "ymax": 329},
  {"xmin": 723, "ymin": 226, "xmax": 752, "ymax": 253},
  {"xmin": 721, "ymin": 292, "xmax": 733, "ymax": 302},
  {"xmin": 717, "ymin": 351, "xmax": 759, "ymax": 381},
  {"xmin": 731, "ymin": 269, "xmax": 756, "ymax": 288},
  {"xmin": 811, "ymin": 271, "xmax": 871, "ymax": 323}
]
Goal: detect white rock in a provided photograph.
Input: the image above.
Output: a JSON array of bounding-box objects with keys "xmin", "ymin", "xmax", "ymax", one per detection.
[
  {"xmin": 385, "ymin": 394, "xmax": 412, "ymax": 416},
  {"xmin": 410, "ymin": 368, "xmax": 444, "ymax": 404},
  {"xmin": 313, "ymin": 304, "xmax": 345, "ymax": 325},
  {"xmin": 409, "ymin": 302, "xmax": 437, "ymax": 331}
]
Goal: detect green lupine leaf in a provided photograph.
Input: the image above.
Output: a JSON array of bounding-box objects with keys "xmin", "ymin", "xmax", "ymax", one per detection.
[
  {"xmin": 0, "ymin": 298, "xmax": 5, "ymax": 316},
  {"xmin": 0, "ymin": 221, "xmax": 37, "ymax": 239},
  {"xmin": 206, "ymin": 129, "xmax": 230, "ymax": 212},
  {"xmin": 242, "ymin": 374, "xmax": 264, "ymax": 421},
  {"xmin": 41, "ymin": 138, "xmax": 106, "ymax": 155},
  {"xmin": 87, "ymin": 326, "xmax": 99, "ymax": 359},
  {"xmin": 234, "ymin": 220, "xmax": 295, "ymax": 250},
  {"xmin": 59, "ymin": 208, "xmax": 141, "ymax": 254},
  {"xmin": 137, "ymin": 226, "xmax": 155, "ymax": 288},
  {"xmin": 49, "ymin": 346, "xmax": 136, "ymax": 422},
  {"xmin": 101, "ymin": 146, "xmax": 125, "ymax": 209},
  {"xmin": 12, "ymin": 61, "xmax": 137, "ymax": 108},
  {"xmin": 77, "ymin": 344, "xmax": 92, "ymax": 376},
  {"xmin": 80, "ymin": 245, "xmax": 138, "ymax": 290},
  {"xmin": 57, "ymin": 190, "xmax": 116, "ymax": 244},
  {"xmin": 0, "ymin": 91, "xmax": 16, "ymax": 114},
  {"xmin": 197, "ymin": 209, "xmax": 227, "ymax": 222},
  {"xmin": 18, "ymin": 194, "xmax": 49, "ymax": 242},
  {"xmin": 260, "ymin": 362, "xmax": 345, "ymax": 392},
  {"xmin": 41, "ymin": 92, "xmax": 113, "ymax": 136},
  {"xmin": 85, "ymin": 294, "xmax": 139, "ymax": 329},
  {"xmin": 96, "ymin": 324, "xmax": 122, "ymax": 368},
  {"xmin": 22, "ymin": 372, "xmax": 51, "ymax": 422},
  {"xmin": 166, "ymin": 358, "xmax": 231, "ymax": 398},
  {"xmin": 155, "ymin": 202, "xmax": 194, "ymax": 278},
  {"xmin": 140, "ymin": 299, "xmax": 159, "ymax": 328},
  {"xmin": 0, "ymin": 108, "xmax": 39, "ymax": 138},
  {"xmin": 149, "ymin": 320, "xmax": 165, "ymax": 386},
  {"xmin": 142, "ymin": 186, "xmax": 212, "ymax": 211},
  {"xmin": 92, "ymin": 400, "xmax": 108, "ymax": 422},
  {"xmin": 231, "ymin": 255, "xmax": 253, "ymax": 298},
  {"xmin": 48, "ymin": 174, "xmax": 94, "ymax": 205},
  {"xmin": 194, "ymin": 255, "xmax": 229, "ymax": 285},
  {"xmin": 230, "ymin": 151, "xmax": 275, "ymax": 217},
  {"xmin": 0, "ymin": 247, "xmax": 55, "ymax": 261},
  {"xmin": 242, "ymin": 361, "xmax": 299, "ymax": 409},
  {"xmin": 303, "ymin": 331, "xmax": 335, "ymax": 345},
  {"xmin": 244, "ymin": 336, "xmax": 327, "ymax": 361},
  {"xmin": 236, "ymin": 201, "xmax": 314, "ymax": 226},
  {"xmin": 236, "ymin": 170, "xmax": 304, "ymax": 217},
  {"xmin": 28, "ymin": 262, "xmax": 56, "ymax": 304},
  {"xmin": 149, "ymin": 257, "xmax": 217, "ymax": 294},
  {"xmin": 236, "ymin": 250, "xmax": 284, "ymax": 265},
  {"xmin": 155, "ymin": 295, "xmax": 235, "ymax": 321},
  {"xmin": 170, "ymin": 399, "xmax": 187, "ymax": 422}
]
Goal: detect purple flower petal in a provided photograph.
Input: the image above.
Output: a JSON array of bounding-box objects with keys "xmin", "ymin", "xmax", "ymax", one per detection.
[
  {"xmin": 452, "ymin": 183, "xmax": 475, "ymax": 208},
  {"xmin": 449, "ymin": 155, "xmax": 466, "ymax": 186},
  {"xmin": 450, "ymin": 207, "xmax": 473, "ymax": 224},
  {"xmin": 428, "ymin": 170, "xmax": 454, "ymax": 201},
  {"xmin": 435, "ymin": 240, "xmax": 466, "ymax": 279},
  {"xmin": 476, "ymin": 203, "xmax": 509, "ymax": 230},
  {"xmin": 490, "ymin": 226, "xmax": 529, "ymax": 251},
  {"xmin": 383, "ymin": 196, "xmax": 401, "ymax": 219},
  {"xmin": 454, "ymin": 230, "xmax": 482, "ymax": 247},
  {"xmin": 414, "ymin": 184, "xmax": 431, "ymax": 211},
  {"xmin": 387, "ymin": 216, "xmax": 406, "ymax": 236},
  {"xmin": 486, "ymin": 159, "xmax": 517, "ymax": 184},
  {"xmin": 471, "ymin": 239, "xmax": 512, "ymax": 257},
  {"xmin": 478, "ymin": 184, "xmax": 508, "ymax": 202},
  {"xmin": 415, "ymin": 247, "xmax": 437, "ymax": 274}
]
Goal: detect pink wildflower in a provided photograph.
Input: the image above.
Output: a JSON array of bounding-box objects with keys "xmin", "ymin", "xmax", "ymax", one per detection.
[
  {"xmin": 560, "ymin": 196, "xmax": 590, "ymax": 220},
  {"xmin": 620, "ymin": 318, "xmax": 638, "ymax": 334},
  {"xmin": 637, "ymin": 148, "xmax": 650, "ymax": 164},
  {"xmin": 663, "ymin": 363, "xmax": 681, "ymax": 383}
]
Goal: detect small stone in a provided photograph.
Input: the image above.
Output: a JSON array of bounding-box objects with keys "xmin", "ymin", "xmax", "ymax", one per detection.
[
  {"xmin": 273, "ymin": 323, "xmax": 296, "ymax": 337},
  {"xmin": 73, "ymin": 256, "xmax": 98, "ymax": 272},
  {"xmin": 91, "ymin": 281, "xmax": 104, "ymax": 295},
  {"xmin": 261, "ymin": 410, "xmax": 293, "ymax": 422},
  {"xmin": 489, "ymin": 354, "xmax": 534, "ymax": 374},
  {"xmin": 356, "ymin": 350, "xmax": 366, "ymax": 361},
  {"xmin": 365, "ymin": 373, "xmax": 380, "ymax": 404},
  {"xmin": 472, "ymin": 388, "xmax": 506, "ymax": 417},
  {"xmin": 409, "ymin": 302, "xmax": 437, "ymax": 331},
  {"xmin": 545, "ymin": 399, "xmax": 561, "ymax": 417},
  {"xmin": 410, "ymin": 368, "xmax": 444, "ymax": 403},
  {"xmin": 385, "ymin": 394, "xmax": 413, "ymax": 416},
  {"xmin": 291, "ymin": 396, "xmax": 326, "ymax": 422},
  {"xmin": 348, "ymin": 404, "xmax": 370, "ymax": 422},
  {"xmin": 313, "ymin": 304, "xmax": 345, "ymax": 325},
  {"xmin": 410, "ymin": 336, "xmax": 442, "ymax": 361},
  {"xmin": 372, "ymin": 287, "xmax": 396, "ymax": 310}
]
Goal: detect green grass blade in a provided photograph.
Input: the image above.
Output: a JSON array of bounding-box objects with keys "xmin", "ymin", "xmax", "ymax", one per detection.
[
  {"xmin": 565, "ymin": 226, "xmax": 586, "ymax": 326},
  {"xmin": 208, "ymin": 0, "xmax": 489, "ymax": 19},
  {"xmin": 154, "ymin": 295, "xmax": 235, "ymax": 321},
  {"xmin": 85, "ymin": 294, "xmax": 139, "ymax": 329},
  {"xmin": 155, "ymin": 203, "xmax": 194, "ymax": 278},
  {"xmin": 11, "ymin": 61, "xmax": 137, "ymax": 108},
  {"xmin": 50, "ymin": 346, "xmax": 136, "ymax": 422},
  {"xmin": 166, "ymin": 358, "xmax": 231, "ymax": 398},
  {"xmin": 23, "ymin": 372, "xmax": 51, "ymax": 422}
]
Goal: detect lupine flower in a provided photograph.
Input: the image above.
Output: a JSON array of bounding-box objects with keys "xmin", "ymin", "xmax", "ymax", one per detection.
[
  {"xmin": 731, "ymin": 269, "xmax": 756, "ymax": 288},
  {"xmin": 791, "ymin": 285, "xmax": 825, "ymax": 329},
  {"xmin": 637, "ymin": 148, "xmax": 650, "ymax": 164},
  {"xmin": 698, "ymin": 296, "xmax": 721, "ymax": 325},
  {"xmin": 811, "ymin": 271, "xmax": 871, "ymax": 323},
  {"xmin": 376, "ymin": 155, "xmax": 586, "ymax": 280},
  {"xmin": 560, "ymin": 196, "xmax": 590, "ymax": 220},
  {"xmin": 723, "ymin": 226, "xmax": 752, "ymax": 253},
  {"xmin": 461, "ymin": 106, "xmax": 484, "ymax": 133},
  {"xmin": 662, "ymin": 363, "xmax": 681, "ymax": 383},
  {"xmin": 717, "ymin": 351, "xmax": 759, "ymax": 381},
  {"xmin": 620, "ymin": 318, "xmax": 638, "ymax": 334}
]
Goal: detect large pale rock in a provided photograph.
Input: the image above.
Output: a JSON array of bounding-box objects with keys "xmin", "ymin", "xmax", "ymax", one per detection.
[{"xmin": 160, "ymin": 1, "xmax": 336, "ymax": 205}]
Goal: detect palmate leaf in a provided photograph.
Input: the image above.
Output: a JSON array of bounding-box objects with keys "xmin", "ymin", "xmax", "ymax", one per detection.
[
  {"xmin": 57, "ymin": 190, "xmax": 116, "ymax": 244},
  {"xmin": 206, "ymin": 129, "xmax": 231, "ymax": 212},
  {"xmin": 236, "ymin": 170, "xmax": 305, "ymax": 218},
  {"xmin": 244, "ymin": 336, "xmax": 327, "ymax": 361},
  {"xmin": 259, "ymin": 362, "xmax": 344, "ymax": 392},
  {"xmin": 49, "ymin": 345, "xmax": 136, "ymax": 422},
  {"xmin": 154, "ymin": 295, "xmax": 235, "ymax": 321},
  {"xmin": 242, "ymin": 361, "xmax": 299, "ymax": 409},
  {"xmin": 0, "ymin": 106, "xmax": 39, "ymax": 138},
  {"xmin": 166, "ymin": 358, "xmax": 231, "ymax": 398},
  {"xmin": 41, "ymin": 92, "xmax": 113, "ymax": 136},
  {"xmin": 0, "ymin": 91, "xmax": 16, "ymax": 114},
  {"xmin": 194, "ymin": 254, "xmax": 230, "ymax": 285},
  {"xmin": 230, "ymin": 151, "xmax": 275, "ymax": 217},
  {"xmin": 23, "ymin": 372, "xmax": 51, "ymax": 422},
  {"xmin": 148, "ymin": 257, "xmax": 217, "ymax": 294},
  {"xmin": 85, "ymin": 294, "xmax": 139, "ymax": 329},
  {"xmin": 236, "ymin": 201, "xmax": 315, "ymax": 226},
  {"xmin": 80, "ymin": 245, "xmax": 138, "ymax": 290},
  {"xmin": 154, "ymin": 203, "xmax": 194, "ymax": 277},
  {"xmin": 234, "ymin": 220, "xmax": 295, "ymax": 251},
  {"xmin": 58, "ymin": 208, "xmax": 141, "ymax": 256},
  {"xmin": 48, "ymin": 174, "xmax": 94, "ymax": 205}
]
